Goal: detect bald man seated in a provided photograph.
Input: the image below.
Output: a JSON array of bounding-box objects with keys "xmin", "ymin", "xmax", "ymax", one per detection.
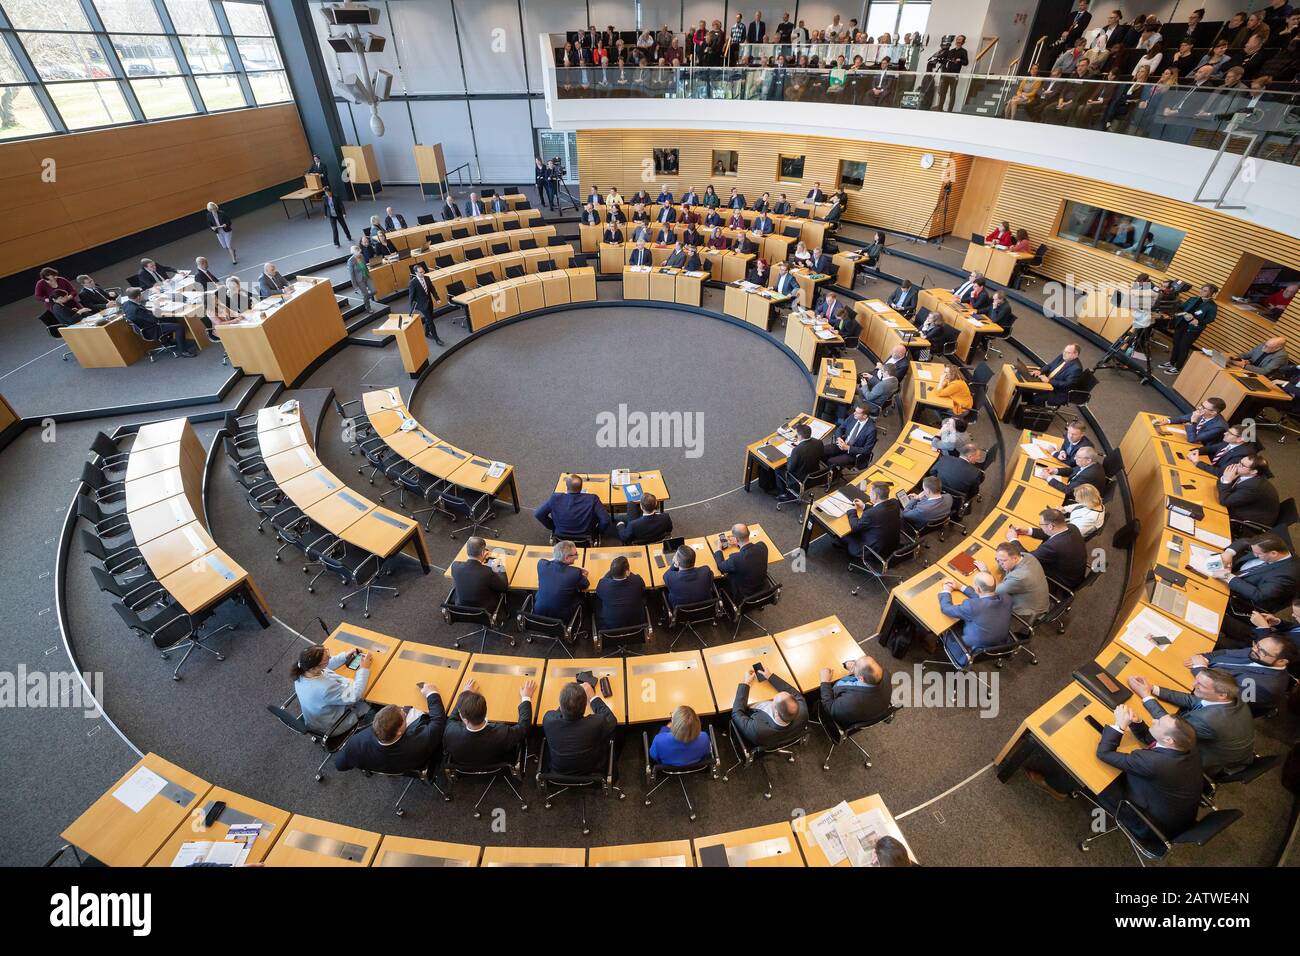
[
  {"xmin": 732, "ymin": 666, "xmax": 808, "ymax": 751},
  {"xmin": 819, "ymin": 655, "xmax": 892, "ymax": 728}
]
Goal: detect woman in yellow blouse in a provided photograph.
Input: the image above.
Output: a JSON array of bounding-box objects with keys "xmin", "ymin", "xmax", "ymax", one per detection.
[
  {"xmin": 934, "ymin": 364, "xmax": 973, "ymax": 418},
  {"xmin": 1004, "ymin": 63, "xmax": 1043, "ymax": 120}
]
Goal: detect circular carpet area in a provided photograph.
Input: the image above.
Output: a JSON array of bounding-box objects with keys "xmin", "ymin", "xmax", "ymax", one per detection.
[{"xmin": 409, "ymin": 305, "xmax": 814, "ymax": 509}]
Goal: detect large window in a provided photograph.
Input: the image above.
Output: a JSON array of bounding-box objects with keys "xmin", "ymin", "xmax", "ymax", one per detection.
[
  {"xmin": 865, "ymin": 1, "xmax": 931, "ymax": 40},
  {"xmin": 1057, "ymin": 200, "xmax": 1185, "ymax": 271},
  {"xmin": 0, "ymin": 0, "xmax": 291, "ymax": 140}
]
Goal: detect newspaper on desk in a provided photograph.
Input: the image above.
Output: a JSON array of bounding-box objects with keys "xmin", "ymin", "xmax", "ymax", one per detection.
[
  {"xmin": 866, "ymin": 300, "xmax": 889, "ymax": 314},
  {"xmin": 809, "ymin": 801, "xmax": 907, "ymax": 866},
  {"xmin": 806, "ymin": 419, "xmax": 834, "ymax": 440},
  {"xmin": 1019, "ymin": 441, "xmax": 1057, "ymax": 461},
  {"xmin": 1118, "ymin": 606, "xmax": 1182, "ymax": 656},
  {"xmin": 818, "ymin": 490, "xmax": 854, "ymax": 518}
]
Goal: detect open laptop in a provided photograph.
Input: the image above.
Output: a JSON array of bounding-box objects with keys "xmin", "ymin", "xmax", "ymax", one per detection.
[{"xmin": 1150, "ymin": 579, "xmax": 1188, "ymax": 618}]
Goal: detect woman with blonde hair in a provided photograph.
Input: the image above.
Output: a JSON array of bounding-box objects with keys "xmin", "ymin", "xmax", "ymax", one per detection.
[
  {"xmin": 205, "ymin": 201, "xmax": 236, "ymax": 264},
  {"xmin": 1065, "ymin": 481, "xmax": 1106, "ymax": 537},
  {"xmin": 933, "ymin": 363, "xmax": 973, "ymax": 419},
  {"xmin": 648, "ymin": 704, "xmax": 711, "ymax": 766}
]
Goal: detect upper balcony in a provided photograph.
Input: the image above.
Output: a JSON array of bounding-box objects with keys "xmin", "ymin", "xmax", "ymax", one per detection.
[{"xmin": 540, "ymin": 36, "xmax": 1300, "ymax": 237}]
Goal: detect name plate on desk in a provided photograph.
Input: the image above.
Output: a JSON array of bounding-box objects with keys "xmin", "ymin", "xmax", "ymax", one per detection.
[
  {"xmin": 900, "ymin": 569, "xmax": 947, "ymax": 600},
  {"xmin": 283, "ymin": 830, "xmax": 367, "ymax": 862},
  {"xmin": 779, "ymin": 623, "xmax": 842, "ymax": 648},
  {"xmin": 470, "ymin": 661, "xmax": 539, "ymax": 677},
  {"xmin": 630, "ymin": 659, "xmax": 698, "ymax": 676},
  {"xmin": 1039, "ymin": 692, "xmax": 1092, "ymax": 736},
  {"xmin": 370, "ymin": 511, "xmax": 412, "ymax": 530},
  {"xmin": 397, "ymin": 649, "xmax": 461, "ymax": 668},
  {"xmin": 337, "ymin": 491, "xmax": 369, "ymax": 511},
  {"xmin": 377, "ymin": 851, "xmax": 471, "ymax": 867},
  {"xmin": 336, "ymin": 630, "xmax": 389, "ymax": 652},
  {"xmin": 203, "ymin": 555, "xmax": 238, "ymax": 581},
  {"xmin": 710, "ymin": 645, "xmax": 775, "ymax": 666}
]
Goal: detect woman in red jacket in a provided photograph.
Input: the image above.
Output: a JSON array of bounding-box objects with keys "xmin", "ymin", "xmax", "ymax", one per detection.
[{"xmin": 985, "ymin": 221, "xmax": 1013, "ymax": 247}]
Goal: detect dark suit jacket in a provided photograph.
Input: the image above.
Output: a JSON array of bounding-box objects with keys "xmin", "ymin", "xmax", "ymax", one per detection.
[
  {"xmin": 888, "ymin": 287, "xmax": 918, "ymax": 314},
  {"xmin": 193, "ymin": 269, "xmax": 221, "ymax": 290},
  {"xmin": 617, "ymin": 504, "xmax": 673, "ymax": 544},
  {"xmin": 1216, "ymin": 476, "xmax": 1279, "ymax": 526},
  {"xmin": 123, "ymin": 298, "xmax": 163, "ymax": 333},
  {"xmin": 928, "ymin": 454, "xmax": 983, "ymax": 501},
  {"xmin": 78, "ymin": 286, "xmax": 113, "ymax": 310},
  {"xmin": 408, "ymin": 274, "xmax": 436, "ymax": 317},
  {"xmin": 1041, "ymin": 355, "xmax": 1083, "ymax": 401},
  {"xmin": 1168, "ymin": 412, "xmax": 1227, "ymax": 449},
  {"xmin": 1196, "ymin": 441, "xmax": 1255, "ymax": 476},
  {"xmin": 579, "ymin": 208, "xmax": 601, "ymax": 225},
  {"xmin": 664, "ymin": 565, "xmax": 714, "ymax": 607},
  {"xmin": 595, "ymin": 573, "xmax": 647, "ymax": 630},
  {"xmin": 384, "ymin": 214, "xmax": 407, "ymax": 231},
  {"xmin": 732, "ymin": 674, "xmax": 808, "ymax": 749},
  {"xmin": 1055, "ymin": 434, "xmax": 1094, "ymax": 466},
  {"xmin": 136, "ymin": 266, "xmax": 174, "ymax": 290},
  {"xmin": 258, "ymin": 272, "xmax": 289, "ymax": 297},
  {"xmin": 1049, "ymin": 461, "xmax": 1106, "ymax": 498},
  {"xmin": 846, "ymin": 499, "xmax": 903, "ymax": 557},
  {"xmin": 445, "ymin": 697, "xmax": 531, "ymax": 768},
  {"xmin": 441, "ymin": 201, "xmax": 463, "ymax": 220},
  {"xmin": 1096, "ymin": 725, "xmax": 1202, "ymax": 839},
  {"xmin": 1029, "ymin": 525, "xmax": 1088, "ymax": 588},
  {"xmin": 785, "ymin": 437, "xmax": 827, "ymax": 481},
  {"xmin": 533, "ymin": 559, "xmax": 589, "ymax": 619},
  {"xmin": 1140, "ymin": 692, "xmax": 1254, "ymax": 776},
  {"xmin": 603, "ymin": 227, "xmax": 625, "ymax": 243},
  {"xmin": 809, "ymin": 253, "xmax": 833, "ymax": 274},
  {"xmin": 450, "ymin": 559, "xmax": 509, "ymax": 610},
  {"xmin": 714, "ymin": 541, "xmax": 769, "ymax": 601},
  {"xmin": 334, "ymin": 689, "xmax": 446, "ymax": 775},
  {"xmin": 543, "ymin": 697, "xmax": 617, "ymax": 775},
  {"xmin": 629, "ymin": 247, "xmax": 652, "ymax": 266},
  {"xmin": 1226, "ymin": 551, "xmax": 1296, "ymax": 612},
  {"xmin": 820, "ymin": 672, "xmax": 892, "ymax": 728},
  {"xmin": 960, "ymin": 286, "xmax": 992, "ymax": 311}
]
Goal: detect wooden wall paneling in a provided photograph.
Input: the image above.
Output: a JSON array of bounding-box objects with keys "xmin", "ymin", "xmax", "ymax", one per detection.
[{"xmin": 952, "ymin": 157, "xmax": 1009, "ymax": 240}]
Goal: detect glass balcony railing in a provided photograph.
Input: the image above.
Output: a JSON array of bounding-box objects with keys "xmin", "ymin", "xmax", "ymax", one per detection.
[{"xmin": 551, "ymin": 65, "xmax": 1300, "ymax": 166}]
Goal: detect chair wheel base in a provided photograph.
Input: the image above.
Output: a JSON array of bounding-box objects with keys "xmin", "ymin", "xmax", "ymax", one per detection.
[
  {"xmin": 689, "ymin": 813, "xmax": 697, "ymax": 821},
  {"xmin": 763, "ymin": 791, "xmax": 772, "ymax": 800},
  {"xmin": 1079, "ymin": 842, "xmax": 1090, "ymax": 852},
  {"xmin": 314, "ymin": 773, "xmax": 323, "ymax": 782},
  {"xmin": 395, "ymin": 808, "xmax": 405, "ymax": 817}
]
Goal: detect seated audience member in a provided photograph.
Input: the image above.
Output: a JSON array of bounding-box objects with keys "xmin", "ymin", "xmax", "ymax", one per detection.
[
  {"xmin": 122, "ymin": 287, "xmax": 194, "ymax": 356},
  {"xmin": 1209, "ymin": 534, "xmax": 1297, "ymax": 614},
  {"xmin": 663, "ymin": 545, "xmax": 715, "ymax": 608},
  {"xmin": 292, "ymin": 644, "xmax": 372, "ymax": 735},
  {"xmin": 1063, "ymin": 482, "xmax": 1107, "ymax": 537},
  {"xmin": 958, "ymin": 277, "xmax": 992, "ymax": 312},
  {"xmin": 938, "ymin": 574, "xmax": 1013, "ymax": 667},
  {"xmin": 1028, "ymin": 343, "xmax": 1084, "ymax": 405},
  {"xmin": 1216, "ymin": 453, "xmax": 1280, "ymax": 527},
  {"xmin": 985, "ymin": 221, "xmax": 1013, "ymax": 247},
  {"xmin": 579, "ymin": 202, "xmax": 601, "ymax": 226},
  {"xmin": 371, "ymin": 230, "xmax": 397, "ymax": 257},
  {"xmin": 1010, "ymin": 229, "xmax": 1034, "ymax": 253},
  {"xmin": 1258, "ymin": 284, "xmax": 1297, "ymax": 320},
  {"xmin": 824, "ymin": 403, "xmax": 877, "ymax": 469},
  {"xmin": 732, "ymin": 666, "xmax": 808, "ymax": 749},
  {"xmin": 775, "ymin": 422, "xmax": 827, "ymax": 501},
  {"xmin": 1054, "ymin": 420, "xmax": 1094, "ymax": 466},
  {"xmin": 773, "ymin": 262, "xmax": 799, "ymax": 297},
  {"xmin": 534, "ymin": 474, "xmax": 612, "ymax": 539},
  {"xmin": 662, "ymin": 240, "xmax": 687, "ymax": 268},
  {"xmin": 747, "ymin": 256, "xmax": 771, "ymax": 285},
  {"xmin": 809, "ymin": 246, "xmax": 833, "ymax": 275},
  {"xmin": 1044, "ymin": 444, "xmax": 1105, "ymax": 498},
  {"xmin": 714, "ymin": 523, "xmax": 769, "ymax": 603},
  {"xmin": 534, "ymin": 540, "xmax": 589, "ymax": 620},
  {"xmin": 1160, "ymin": 397, "xmax": 1228, "ymax": 449},
  {"xmin": 444, "ymin": 678, "xmax": 534, "ymax": 767},
  {"xmin": 542, "ymin": 679, "xmax": 617, "ymax": 775},
  {"xmin": 1126, "ymin": 670, "xmax": 1254, "ymax": 776},
  {"xmin": 683, "ymin": 244, "xmax": 703, "ymax": 271},
  {"xmin": 617, "ymin": 492, "xmax": 672, "ymax": 544},
  {"xmin": 136, "ymin": 258, "xmax": 176, "ymax": 289},
  {"xmin": 595, "ymin": 555, "xmax": 647, "ymax": 630},
  {"xmin": 816, "ymin": 290, "xmax": 847, "ymax": 323},
  {"xmin": 334, "ymin": 684, "xmax": 446, "ymax": 777},
  {"xmin": 976, "ymin": 540, "xmax": 1051, "ymax": 623},
  {"xmin": 931, "ymin": 416, "xmax": 970, "ymax": 455},
  {"xmin": 1228, "ymin": 335, "xmax": 1289, "ymax": 375},
  {"xmin": 192, "ymin": 257, "xmax": 221, "ymax": 289},
  {"xmin": 1189, "ymin": 424, "xmax": 1258, "ymax": 476},
  {"xmin": 919, "ymin": 309, "xmax": 959, "ymax": 359},
  {"xmin": 881, "ymin": 343, "xmax": 910, "ymax": 381},
  {"xmin": 984, "ymin": 290, "xmax": 1014, "ymax": 329},
  {"xmin": 953, "ymin": 270, "xmax": 981, "ymax": 301},
  {"xmin": 76, "ymin": 274, "xmax": 116, "ymax": 310},
  {"xmin": 819, "ymin": 655, "xmax": 891, "ymax": 727},
  {"xmin": 857, "ymin": 364, "xmax": 898, "ymax": 414},
  {"xmin": 1191, "ymin": 630, "xmax": 1296, "ymax": 710},
  {"xmin": 1008, "ymin": 508, "xmax": 1087, "ymax": 589},
  {"xmin": 928, "ymin": 442, "xmax": 984, "ymax": 500},
  {"xmin": 49, "ymin": 289, "xmax": 89, "ymax": 325},
  {"xmin": 383, "ymin": 206, "xmax": 407, "ymax": 231},
  {"xmin": 35, "ymin": 266, "xmax": 76, "ymax": 310},
  {"xmin": 208, "ymin": 277, "xmax": 251, "ymax": 330},
  {"xmin": 649, "ymin": 705, "xmax": 712, "ymax": 766},
  {"xmin": 901, "ymin": 475, "xmax": 954, "ymax": 529},
  {"xmin": 602, "ymin": 221, "xmax": 625, "ymax": 244},
  {"xmin": 791, "ymin": 240, "xmax": 812, "ymax": 266},
  {"xmin": 451, "ymin": 536, "xmax": 509, "ymax": 609},
  {"xmin": 845, "ymin": 481, "xmax": 903, "ymax": 558},
  {"xmin": 887, "ymin": 278, "xmax": 918, "ymax": 315},
  {"xmin": 932, "ymin": 364, "xmax": 973, "ymax": 420}
]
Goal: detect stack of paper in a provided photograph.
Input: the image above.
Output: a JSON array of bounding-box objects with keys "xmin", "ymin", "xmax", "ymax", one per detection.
[
  {"xmin": 807, "ymin": 420, "xmax": 834, "ymax": 439},
  {"xmin": 818, "ymin": 491, "xmax": 854, "ymax": 518}
]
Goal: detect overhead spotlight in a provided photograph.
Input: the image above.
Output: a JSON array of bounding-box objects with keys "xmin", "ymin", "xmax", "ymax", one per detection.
[{"xmin": 319, "ymin": 3, "xmax": 392, "ymax": 137}]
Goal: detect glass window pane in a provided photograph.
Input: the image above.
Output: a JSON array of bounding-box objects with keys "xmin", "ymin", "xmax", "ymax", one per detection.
[
  {"xmin": 20, "ymin": 33, "xmax": 115, "ymax": 81},
  {"xmin": 46, "ymin": 79, "xmax": 133, "ymax": 128},
  {"xmin": 130, "ymin": 75, "xmax": 195, "ymax": 116},
  {"xmin": 1137, "ymin": 223, "xmax": 1185, "ymax": 270},
  {"xmin": 865, "ymin": 3, "xmax": 900, "ymax": 38},
  {"xmin": 165, "ymin": 0, "xmax": 222, "ymax": 35},
  {"xmin": 111, "ymin": 35, "xmax": 181, "ymax": 75},
  {"xmin": 247, "ymin": 69, "xmax": 289, "ymax": 103},
  {"xmin": 0, "ymin": 85, "xmax": 55, "ymax": 139},
  {"xmin": 234, "ymin": 36, "xmax": 280, "ymax": 70},
  {"xmin": 1098, "ymin": 213, "xmax": 1148, "ymax": 256},
  {"xmin": 182, "ymin": 36, "xmax": 233, "ymax": 72},
  {"xmin": 0, "ymin": 38, "xmax": 27, "ymax": 83},
  {"xmin": 194, "ymin": 72, "xmax": 245, "ymax": 109},
  {"xmin": 1058, "ymin": 201, "xmax": 1101, "ymax": 243},
  {"xmin": 897, "ymin": 2, "xmax": 931, "ymax": 38},
  {"xmin": 3, "ymin": 0, "xmax": 91, "ymax": 31},
  {"xmin": 94, "ymin": 0, "xmax": 164, "ymax": 33},
  {"xmin": 223, "ymin": 1, "xmax": 272, "ymax": 35}
]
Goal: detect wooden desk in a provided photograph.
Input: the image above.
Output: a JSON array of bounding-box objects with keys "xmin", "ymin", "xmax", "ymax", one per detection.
[
  {"xmin": 723, "ymin": 282, "xmax": 791, "ymax": 330},
  {"xmin": 774, "ymin": 615, "xmax": 861, "ymax": 692},
  {"xmin": 373, "ymin": 835, "xmax": 480, "ymax": 867},
  {"xmin": 1092, "ymin": 641, "xmax": 1193, "ymax": 708},
  {"xmin": 610, "ymin": 470, "xmax": 669, "ymax": 511},
  {"xmin": 146, "ymin": 786, "xmax": 290, "ymax": 866},
  {"xmin": 372, "ymin": 314, "xmax": 429, "ymax": 376},
  {"xmin": 280, "ymin": 186, "xmax": 324, "ymax": 218},
  {"xmin": 216, "ymin": 278, "xmax": 345, "ymax": 385},
  {"xmin": 323, "ymin": 622, "xmax": 401, "ymax": 685},
  {"xmin": 626, "ymin": 651, "xmax": 714, "ymax": 722},
  {"xmin": 62, "ymin": 753, "xmax": 210, "ymax": 867},
  {"xmin": 366, "ymin": 641, "xmax": 470, "ymax": 713},
  {"xmin": 1001, "ymin": 479, "xmax": 1066, "ymax": 521},
  {"xmin": 989, "ymin": 363, "xmax": 1053, "ymax": 421},
  {"xmin": 703, "ymin": 635, "xmax": 796, "ymax": 708},
  {"xmin": 1107, "ymin": 601, "xmax": 1216, "ymax": 686},
  {"xmin": 554, "ymin": 472, "xmax": 611, "ymax": 507},
  {"xmin": 1173, "ymin": 351, "xmax": 1292, "ymax": 421},
  {"xmin": 622, "ymin": 266, "xmax": 651, "ymax": 299},
  {"xmin": 536, "ymin": 658, "xmax": 627, "ymax": 724},
  {"xmin": 790, "ymin": 266, "xmax": 832, "ymax": 308},
  {"xmin": 507, "ymin": 545, "xmax": 564, "ymax": 591},
  {"xmin": 883, "ymin": 565, "xmax": 969, "ymax": 637},
  {"xmin": 60, "ymin": 316, "xmax": 151, "ymax": 369},
  {"xmin": 647, "ymin": 537, "xmax": 720, "ymax": 587},
  {"xmin": 583, "ymin": 545, "xmax": 652, "ymax": 585},
  {"xmin": 693, "ymin": 821, "xmax": 804, "ymax": 867},
  {"xmin": 815, "ymin": 356, "xmax": 857, "ymax": 420},
  {"xmin": 831, "ymin": 249, "xmax": 866, "ymax": 289},
  {"xmin": 714, "ymin": 521, "xmax": 784, "ymax": 564},
  {"xmin": 264, "ymin": 814, "xmax": 380, "ymax": 866},
  {"xmin": 481, "ymin": 846, "xmax": 586, "ymax": 867},
  {"xmin": 856, "ymin": 300, "xmax": 927, "ymax": 360},
  {"xmin": 796, "ymin": 793, "xmax": 915, "ymax": 867},
  {"xmin": 784, "ymin": 312, "xmax": 842, "ymax": 371},
  {"xmin": 588, "ymin": 840, "xmax": 694, "ymax": 866},
  {"xmin": 161, "ymin": 549, "xmax": 267, "ymax": 619},
  {"xmin": 461, "ymin": 654, "xmax": 544, "ymax": 722},
  {"xmin": 137, "ymin": 521, "xmax": 215, "ymax": 579}
]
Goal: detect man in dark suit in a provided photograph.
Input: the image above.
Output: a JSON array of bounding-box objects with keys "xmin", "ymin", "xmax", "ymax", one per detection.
[
  {"xmin": 407, "ymin": 262, "xmax": 444, "ymax": 344},
  {"xmin": 535, "ymin": 474, "xmax": 611, "ymax": 540},
  {"xmin": 984, "ymin": 289, "xmax": 1013, "ymax": 327},
  {"xmin": 1210, "ymin": 534, "xmax": 1297, "ymax": 613},
  {"xmin": 746, "ymin": 13, "xmax": 766, "ymax": 44},
  {"xmin": 1127, "ymin": 670, "xmax": 1254, "ymax": 776},
  {"xmin": 773, "ymin": 263, "xmax": 799, "ymax": 298},
  {"xmin": 1162, "ymin": 397, "xmax": 1229, "ymax": 450},
  {"xmin": 542, "ymin": 680, "xmax": 618, "ymax": 775},
  {"xmin": 1189, "ymin": 633, "xmax": 1297, "ymax": 710},
  {"xmin": 815, "ymin": 291, "xmax": 846, "ymax": 323},
  {"xmin": 122, "ymin": 287, "xmax": 194, "ymax": 356},
  {"xmin": 732, "ymin": 668, "xmax": 808, "ymax": 750},
  {"xmin": 772, "ymin": 193, "xmax": 791, "ymax": 215},
  {"xmin": 441, "ymin": 194, "xmax": 463, "ymax": 220},
  {"xmin": 628, "ymin": 240, "xmax": 653, "ymax": 266},
  {"xmin": 383, "ymin": 206, "xmax": 408, "ymax": 231},
  {"xmin": 1028, "ymin": 343, "xmax": 1084, "ymax": 405},
  {"xmin": 191, "ymin": 258, "xmax": 221, "ymax": 290},
  {"xmin": 958, "ymin": 277, "xmax": 992, "ymax": 312},
  {"xmin": 938, "ymin": 574, "xmax": 1013, "ymax": 666},
  {"xmin": 466, "ymin": 192, "xmax": 487, "ymax": 216},
  {"xmin": 443, "ymin": 678, "xmax": 534, "ymax": 768},
  {"xmin": 663, "ymin": 545, "xmax": 715, "ymax": 608},
  {"xmin": 135, "ymin": 258, "xmax": 175, "ymax": 289},
  {"xmin": 75, "ymin": 274, "xmax": 116, "ymax": 310},
  {"xmin": 654, "ymin": 225, "xmax": 675, "ymax": 245},
  {"xmin": 534, "ymin": 540, "xmax": 589, "ymax": 621},
  {"xmin": 1189, "ymin": 425, "xmax": 1256, "ymax": 477},
  {"xmin": 819, "ymin": 655, "xmax": 891, "ymax": 728},
  {"xmin": 655, "ymin": 187, "xmax": 674, "ymax": 204},
  {"xmin": 714, "ymin": 523, "xmax": 769, "ymax": 603},
  {"xmin": 1216, "ymin": 454, "xmax": 1279, "ymax": 527},
  {"xmin": 753, "ymin": 211, "xmax": 775, "ymax": 235},
  {"xmin": 579, "ymin": 202, "xmax": 601, "ymax": 226},
  {"xmin": 334, "ymin": 684, "xmax": 446, "ymax": 777},
  {"xmin": 887, "ymin": 279, "xmax": 918, "ymax": 316},
  {"xmin": 727, "ymin": 188, "xmax": 747, "ymax": 209},
  {"xmin": 630, "ymin": 221, "xmax": 652, "ymax": 244},
  {"xmin": 1162, "ymin": 283, "xmax": 1219, "ymax": 372},
  {"xmin": 664, "ymin": 242, "xmax": 688, "ymax": 268},
  {"xmin": 322, "ymin": 186, "xmax": 351, "ymax": 246},
  {"xmin": 809, "ymin": 247, "xmax": 833, "ymax": 275},
  {"xmin": 919, "ymin": 311, "xmax": 958, "ymax": 358},
  {"xmin": 824, "ymin": 404, "xmax": 877, "ymax": 470},
  {"xmin": 1095, "ymin": 707, "xmax": 1203, "ymax": 842},
  {"xmin": 805, "ymin": 183, "xmax": 826, "ymax": 202},
  {"xmin": 1053, "ymin": 420, "xmax": 1094, "ymax": 467},
  {"xmin": 257, "ymin": 262, "xmax": 289, "ymax": 298},
  {"xmin": 844, "ymin": 482, "xmax": 902, "ymax": 559},
  {"xmin": 603, "ymin": 223, "xmax": 625, "ymax": 244},
  {"xmin": 450, "ymin": 536, "xmax": 509, "ymax": 610},
  {"xmin": 616, "ymin": 492, "xmax": 672, "ymax": 544},
  {"xmin": 594, "ymin": 555, "xmax": 647, "ymax": 630},
  {"xmin": 656, "ymin": 203, "xmax": 677, "ymax": 224},
  {"xmin": 776, "ymin": 422, "xmax": 827, "ymax": 502},
  {"xmin": 1045, "ymin": 444, "xmax": 1105, "ymax": 499},
  {"xmin": 1010, "ymin": 508, "xmax": 1087, "ymax": 588},
  {"xmin": 928, "ymin": 443, "xmax": 984, "ymax": 500}
]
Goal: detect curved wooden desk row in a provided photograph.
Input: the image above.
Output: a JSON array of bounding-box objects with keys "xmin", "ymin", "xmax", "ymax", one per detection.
[
  {"xmin": 120, "ymin": 418, "xmax": 271, "ymax": 620},
  {"xmin": 59, "ymin": 270, "xmax": 214, "ymax": 370},
  {"xmin": 425, "ymin": 245, "xmax": 576, "ymax": 307},
  {"xmin": 590, "ymin": 224, "xmax": 794, "ymax": 271},
  {"xmin": 598, "ymin": 241, "xmax": 754, "ymax": 283},
  {"xmin": 578, "ymin": 202, "xmax": 828, "ymax": 251},
  {"xmin": 254, "ymin": 402, "xmax": 432, "ymax": 572},
  {"xmin": 620, "ymin": 265, "xmax": 707, "ymax": 308},
  {"xmin": 917, "ymin": 288, "xmax": 1005, "ymax": 364},
  {"xmin": 359, "ymin": 388, "xmax": 520, "ymax": 512},
  {"xmin": 994, "ymin": 412, "xmax": 1229, "ymax": 796},
  {"xmin": 383, "ymin": 204, "xmax": 540, "ymax": 253},
  {"xmin": 63, "ymin": 749, "xmax": 911, "ymax": 867},
  {"xmin": 454, "ymin": 266, "xmax": 596, "ymax": 332},
  {"xmin": 368, "ymin": 225, "xmax": 557, "ymax": 299},
  {"xmin": 961, "ymin": 243, "xmax": 1035, "ymax": 289}
]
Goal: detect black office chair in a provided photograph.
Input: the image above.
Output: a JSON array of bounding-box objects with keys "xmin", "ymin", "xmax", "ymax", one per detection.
[
  {"xmin": 318, "ymin": 547, "xmax": 398, "ymax": 618},
  {"xmin": 1015, "ymin": 244, "xmax": 1048, "ymax": 290},
  {"xmin": 642, "ymin": 725, "xmax": 720, "ymax": 821},
  {"xmin": 1101, "ymin": 448, "xmax": 1125, "ymax": 503},
  {"xmin": 464, "ymin": 247, "xmax": 484, "ymax": 261},
  {"xmin": 77, "ymin": 494, "xmax": 132, "ymax": 541},
  {"xmin": 391, "ymin": 464, "xmax": 446, "ymax": 529},
  {"xmin": 517, "ymin": 593, "xmax": 581, "ymax": 658},
  {"xmin": 536, "ymin": 737, "xmax": 623, "ymax": 835},
  {"xmin": 355, "ymin": 434, "xmax": 401, "ymax": 486},
  {"xmin": 593, "ymin": 610, "xmax": 652, "ymax": 655},
  {"xmin": 113, "ymin": 601, "xmax": 235, "ymax": 681},
  {"xmin": 476, "ymin": 222, "xmax": 494, "ymax": 235},
  {"xmin": 536, "ymin": 258, "xmax": 556, "ymax": 272},
  {"xmin": 820, "ymin": 703, "xmax": 900, "ymax": 771},
  {"xmin": 1201, "ymin": 754, "xmax": 1280, "ymax": 809},
  {"xmin": 1036, "ymin": 569, "xmax": 1097, "ymax": 634},
  {"xmin": 443, "ymin": 745, "xmax": 528, "ymax": 817},
  {"xmin": 230, "ymin": 464, "xmax": 285, "ymax": 532},
  {"xmin": 89, "ymin": 432, "xmax": 130, "ymax": 477},
  {"xmin": 923, "ymin": 624, "xmax": 1038, "ymax": 682},
  {"xmin": 330, "ymin": 396, "xmax": 374, "ymax": 456},
  {"xmin": 434, "ymin": 254, "xmax": 455, "ymax": 269},
  {"xmin": 504, "ymin": 265, "xmax": 525, "ymax": 279},
  {"xmin": 136, "ymin": 322, "xmax": 181, "ymax": 362},
  {"xmin": 359, "ymin": 766, "xmax": 445, "ymax": 817},
  {"xmin": 518, "ymin": 238, "xmax": 538, "ymax": 250},
  {"xmin": 450, "ymin": 227, "xmax": 470, "ymax": 239},
  {"xmin": 723, "ymin": 721, "xmax": 811, "ymax": 800},
  {"xmin": 80, "ymin": 528, "xmax": 145, "ymax": 578},
  {"xmin": 663, "ymin": 585, "xmax": 726, "ymax": 649},
  {"xmin": 1076, "ymin": 794, "xmax": 1243, "ymax": 865},
  {"xmin": 90, "ymin": 565, "xmax": 169, "ymax": 614},
  {"xmin": 441, "ymin": 587, "xmax": 513, "ymax": 652},
  {"xmin": 474, "ymin": 270, "xmax": 497, "ymax": 288},
  {"xmin": 489, "ymin": 241, "xmax": 509, "ymax": 255},
  {"xmin": 79, "ymin": 460, "xmax": 128, "ymax": 510},
  {"xmin": 776, "ymin": 462, "xmax": 832, "ymax": 511},
  {"xmin": 549, "ymin": 527, "xmax": 599, "ymax": 548},
  {"xmin": 37, "ymin": 310, "xmax": 73, "ymax": 361},
  {"xmin": 721, "ymin": 574, "xmax": 782, "ymax": 640},
  {"xmin": 434, "ymin": 485, "xmax": 498, "ymax": 539},
  {"xmin": 849, "ymin": 528, "xmax": 920, "ymax": 597},
  {"xmin": 1050, "ymin": 369, "xmax": 1099, "ymax": 429},
  {"xmin": 266, "ymin": 693, "xmax": 361, "ymax": 781},
  {"xmin": 782, "ymin": 224, "xmax": 801, "ymax": 239},
  {"xmin": 416, "ymin": 213, "xmax": 435, "ymax": 226}
]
